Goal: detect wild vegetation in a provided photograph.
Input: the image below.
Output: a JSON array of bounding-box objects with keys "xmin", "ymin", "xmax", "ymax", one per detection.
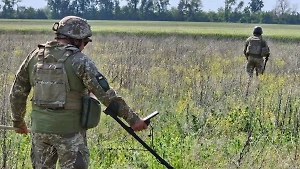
[
  {"xmin": 1, "ymin": 20, "xmax": 300, "ymax": 41},
  {"xmin": 1, "ymin": 21, "xmax": 300, "ymax": 168},
  {"xmin": 0, "ymin": 0, "xmax": 300, "ymax": 24}
]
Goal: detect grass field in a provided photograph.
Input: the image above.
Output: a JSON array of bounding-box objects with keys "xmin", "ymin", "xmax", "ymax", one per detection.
[
  {"xmin": 1, "ymin": 20, "xmax": 300, "ymax": 169},
  {"xmin": 1, "ymin": 19, "xmax": 300, "ymax": 40}
]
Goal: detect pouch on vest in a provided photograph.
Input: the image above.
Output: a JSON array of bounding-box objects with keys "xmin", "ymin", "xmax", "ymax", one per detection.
[{"xmin": 81, "ymin": 95, "xmax": 101, "ymax": 129}]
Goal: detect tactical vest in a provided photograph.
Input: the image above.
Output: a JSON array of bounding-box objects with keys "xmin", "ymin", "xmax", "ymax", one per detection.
[
  {"xmin": 246, "ymin": 36, "xmax": 262, "ymax": 56},
  {"xmin": 29, "ymin": 42, "xmax": 89, "ymax": 134},
  {"xmin": 32, "ymin": 42, "xmax": 83, "ymax": 110}
]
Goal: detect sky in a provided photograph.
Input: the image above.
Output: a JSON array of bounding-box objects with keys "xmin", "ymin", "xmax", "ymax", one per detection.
[{"xmin": 18, "ymin": 0, "xmax": 299, "ymax": 12}]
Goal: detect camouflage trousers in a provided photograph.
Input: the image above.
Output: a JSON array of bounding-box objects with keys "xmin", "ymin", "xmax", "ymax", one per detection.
[
  {"xmin": 31, "ymin": 131, "xmax": 89, "ymax": 169},
  {"xmin": 246, "ymin": 56, "xmax": 265, "ymax": 77}
]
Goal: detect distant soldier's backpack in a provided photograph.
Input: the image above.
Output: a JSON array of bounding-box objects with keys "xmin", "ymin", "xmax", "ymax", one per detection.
[
  {"xmin": 246, "ymin": 36, "xmax": 269, "ymax": 56},
  {"xmin": 246, "ymin": 36, "xmax": 262, "ymax": 55}
]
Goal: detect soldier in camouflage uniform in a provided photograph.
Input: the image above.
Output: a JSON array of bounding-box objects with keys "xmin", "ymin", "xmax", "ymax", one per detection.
[
  {"xmin": 9, "ymin": 16, "xmax": 148, "ymax": 169},
  {"xmin": 243, "ymin": 26, "xmax": 270, "ymax": 77}
]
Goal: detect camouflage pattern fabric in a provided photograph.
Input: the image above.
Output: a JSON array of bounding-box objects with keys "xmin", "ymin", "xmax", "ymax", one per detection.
[
  {"xmin": 31, "ymin": 131, "xmax": 89, "ymax": 169},
  {"xmin": 243, "ymin": 34, "xmax": 270, "ymax": 77},
  {"xmin": 70, "ymin": 49, "xmax": 140, "ymax": 125},
  {"xmin": 10, "ymin": 16, "xmax": 141, "ymax": 169},
  {"xmin": 9, "ymin": 49, "xmax": 38, "ymax": 128},
  {"xmin": 53, "ymin": 16, "xmax": 92, "ymax": 41},
  {"xmin": 246, "ymin": 56, "xmax": 265, "ymax": 77},
  {"xmin": 243, "ymin": 35, "xmax": 269, "ymax": 57},
  {"xmin": 10, "ymin": 41, "xmax": 140, "ymax": 130}
]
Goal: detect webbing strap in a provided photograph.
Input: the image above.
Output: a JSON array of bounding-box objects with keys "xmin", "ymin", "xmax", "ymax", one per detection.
[
  {"xmin": 58, "ymin": 50, "xmax": 73, "ymax": 63},
  {"xmin": 37, "ymin": 46, "xmax": 45, "ymax": 65}
]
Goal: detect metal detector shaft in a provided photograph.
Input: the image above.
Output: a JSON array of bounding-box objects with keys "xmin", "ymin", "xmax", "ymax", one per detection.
[{"xmin": 104, "ymin": 102, "xmax": 174, "ymax": 169}]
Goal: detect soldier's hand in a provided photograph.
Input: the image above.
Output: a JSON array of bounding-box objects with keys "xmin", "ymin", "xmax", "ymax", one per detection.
[
  {"xmin": 131, "ymin": 119, "xmax": 148, "ymax": 131},
  {"xmin": 15, "ymin": 124, "xmax": 29, "ymax": 135}
]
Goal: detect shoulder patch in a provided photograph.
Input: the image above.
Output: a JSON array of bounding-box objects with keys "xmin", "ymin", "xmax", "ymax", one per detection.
[{"xmin": 96, "ymin": 73, "xmax": 110, "ymax": 92}]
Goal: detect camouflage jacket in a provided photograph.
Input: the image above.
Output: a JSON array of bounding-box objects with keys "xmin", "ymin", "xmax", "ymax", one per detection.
[{"xmin": 9, "ymin": 41, "xmax": 140, "ymax": 130}]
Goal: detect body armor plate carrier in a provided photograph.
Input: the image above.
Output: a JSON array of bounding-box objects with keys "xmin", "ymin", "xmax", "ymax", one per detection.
[{"xmin": 32, "ymin": 44, "xmax": 80, "ymax": 109}]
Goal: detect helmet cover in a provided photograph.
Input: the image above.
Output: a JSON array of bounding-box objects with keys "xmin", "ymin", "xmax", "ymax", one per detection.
[{"xmin": 52, "ymin": 16, "xmax": 92, "ymax": 40}]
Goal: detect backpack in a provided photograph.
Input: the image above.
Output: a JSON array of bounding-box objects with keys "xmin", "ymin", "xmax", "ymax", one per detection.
[
  {"xmin": 246, "ymin": 36, "xmax": 262, "ymax": 55},
  {"xmin": 246, "ymin": 36, "xmax": 270, "ymax": 56},
  {"xmin": 32, "ymin": 43, "xmax": 79, "ymax": 108}
]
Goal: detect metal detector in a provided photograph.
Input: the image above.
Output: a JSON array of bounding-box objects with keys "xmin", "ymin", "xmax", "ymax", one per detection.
[{"xmin": 104, "ymin": 101, "xmax": 174, "ymax": 169}]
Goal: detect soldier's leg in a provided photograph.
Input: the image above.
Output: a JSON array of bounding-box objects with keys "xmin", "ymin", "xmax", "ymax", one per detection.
[
  {"xmin": 31, "ymin": 132, "xmax": 59, "ymax": 169},
  {"xmin": 246, "ymin": 58, "xmax": 255, "ymax": 77},
  {"xmin": 255, "ymin": 58, "xmax": 265, "ymax": 75},
  {"xmin": 54, "ymin": 131, "xmax": 90, "ymax": 169}
]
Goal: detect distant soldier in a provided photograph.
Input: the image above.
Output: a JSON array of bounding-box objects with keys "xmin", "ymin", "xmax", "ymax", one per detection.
[
  {"xmin": 9, "ymin": 16, "xmax": 148, "ymax": 169},
  {"xmin": 243, "ymin": 26, "xmax": 270, "ymax": 77}
]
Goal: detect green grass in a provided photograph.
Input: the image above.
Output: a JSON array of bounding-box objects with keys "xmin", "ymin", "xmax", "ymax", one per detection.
[
  {"xmin": 1, "ymin": 19, "xmax": 300, "ymax": 40},
  {"xmin": 1, "ymin": 22, "xmax": 300, "ymax": 168}
]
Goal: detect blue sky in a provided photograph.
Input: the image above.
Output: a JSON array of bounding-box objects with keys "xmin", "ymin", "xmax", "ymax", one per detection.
[{"xmin": 18, "ymin": 0, "xmax": 299, "ymax": 12}]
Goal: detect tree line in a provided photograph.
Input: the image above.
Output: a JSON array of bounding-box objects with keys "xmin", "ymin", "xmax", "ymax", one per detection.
[{"xmin": 0, "ymin": 0, "xmax": 300, "ymax": 24}]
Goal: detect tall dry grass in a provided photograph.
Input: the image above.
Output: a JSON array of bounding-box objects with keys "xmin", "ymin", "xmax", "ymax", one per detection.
[{"xmin": 1, "ymin": 32, "xmax": 300, "ymax": 168}]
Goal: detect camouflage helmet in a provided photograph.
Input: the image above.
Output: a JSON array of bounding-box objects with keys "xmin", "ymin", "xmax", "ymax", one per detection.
[
  {"xmin": 253, "ymin": 26, "xmax": 263, "ymax": 35},
  {"xmin": 52, "ymin": 16, "xmax": 92, "ymax": 41}
]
